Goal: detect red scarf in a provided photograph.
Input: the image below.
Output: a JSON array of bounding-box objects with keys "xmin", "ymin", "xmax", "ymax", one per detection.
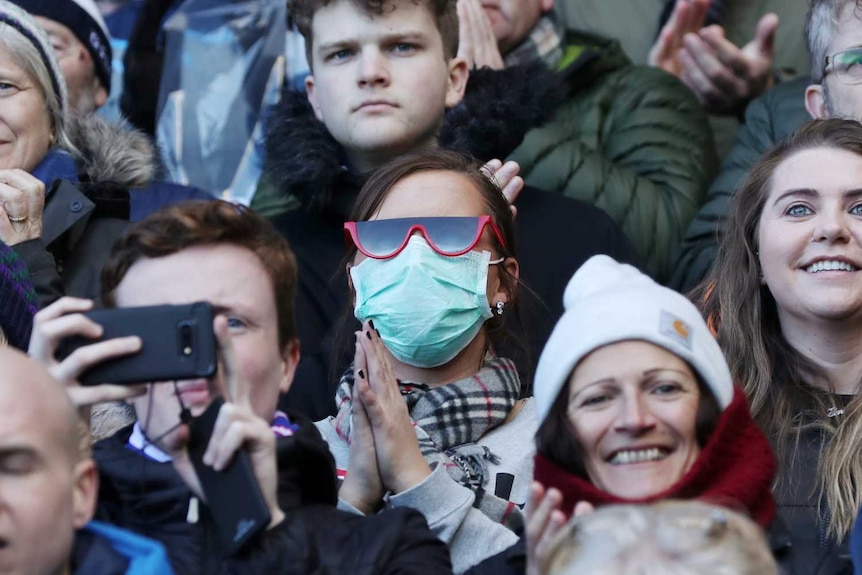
[{"xmin": 534, "ymin": 386, "xmax": 776, "ymax": 527}]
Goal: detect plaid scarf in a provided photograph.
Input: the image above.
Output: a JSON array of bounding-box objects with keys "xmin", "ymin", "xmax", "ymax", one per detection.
[
  {"xmin": 0, "ymin": 242, "xmax": 37, "ymax": 350},
  {"xmin": 504, "ymin": 12, "xmax": 565, "ymax": 69},
  {"xmin": 334, "ymin": 356, "xmax": 524, "ymax": 528}
]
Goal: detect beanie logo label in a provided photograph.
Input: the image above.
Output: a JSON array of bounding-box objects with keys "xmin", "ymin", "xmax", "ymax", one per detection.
[{"xmin": 660, "ymin": 311, "xmax": 692, "ymax": 350}]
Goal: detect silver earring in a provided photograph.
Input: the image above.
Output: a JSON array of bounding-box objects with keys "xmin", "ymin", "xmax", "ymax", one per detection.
[{"xmin": 495, "ymin": 301, "xmax": 504, "ymax": 316}]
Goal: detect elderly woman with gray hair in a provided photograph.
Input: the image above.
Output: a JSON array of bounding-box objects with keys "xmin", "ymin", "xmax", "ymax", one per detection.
[{"xmin": 0, "ymin": 0, "xmax": 208, "ymax": 306}]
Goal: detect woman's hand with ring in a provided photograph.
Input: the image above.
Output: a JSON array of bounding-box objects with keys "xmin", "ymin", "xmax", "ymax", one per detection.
[{"xmin": 0, "ymin": 169, "xmax": 45, "ymax": 246}]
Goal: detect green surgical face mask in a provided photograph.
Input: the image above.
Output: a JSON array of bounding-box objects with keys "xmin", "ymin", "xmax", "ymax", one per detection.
[{"xmin": 350, "ymin": 236, "xmax": 497, "ymax": 368}]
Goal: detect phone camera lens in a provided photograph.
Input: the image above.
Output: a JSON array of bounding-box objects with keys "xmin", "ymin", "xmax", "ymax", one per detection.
[{"xmin": 179, "ymin": 323, "xmax": 194, "ymax": 356}]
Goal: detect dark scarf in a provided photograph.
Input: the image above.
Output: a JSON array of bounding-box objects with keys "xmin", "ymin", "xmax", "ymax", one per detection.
[
  {"xmin": 334, "ymin": 356, "xmax": 524, "ymax": 527},
  {"xmin": 534, "ymin": 386, "xmax": 777, "ymax": 527}
]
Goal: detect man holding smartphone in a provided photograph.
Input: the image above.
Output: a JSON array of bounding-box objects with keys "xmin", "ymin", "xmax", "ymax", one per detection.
[{"xmin": 28, "ymin": 200, "xmax": 451, "ymax": 574}]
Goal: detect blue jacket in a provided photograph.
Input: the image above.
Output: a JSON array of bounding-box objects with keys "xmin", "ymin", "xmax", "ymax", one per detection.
[{"xmin": 74, "ymin": 521, "xmax": 174, "ymax": 575}]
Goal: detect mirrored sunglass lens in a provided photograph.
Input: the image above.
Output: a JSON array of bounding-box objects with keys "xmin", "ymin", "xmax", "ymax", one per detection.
[
  {"xmin": 835, "ymin": 49, "xmax": 862, "ymax": 82},
  {"xmin": 355, "ymin": 219, "xmax": 412, "ymax": 256},
  {"xmin": 423, "ymin": 217, "xmax": 481, "ymax": 253}
]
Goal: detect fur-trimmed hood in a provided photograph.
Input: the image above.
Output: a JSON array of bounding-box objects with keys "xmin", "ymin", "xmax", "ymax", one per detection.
[
  {"xmin": 264, "ymin": 63, "xmax": 565, "ymax": 211},
  {"xmin": 66, "ymin": 114, "xmax": 156, "ymax": 189}
]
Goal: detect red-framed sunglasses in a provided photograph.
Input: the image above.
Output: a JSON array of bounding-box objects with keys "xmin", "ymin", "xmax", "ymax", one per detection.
[{"xmin": 344, "ymin": 216, "xmax": 507, "ymax": 259}]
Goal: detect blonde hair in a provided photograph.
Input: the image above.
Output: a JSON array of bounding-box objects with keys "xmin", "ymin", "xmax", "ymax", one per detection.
[{"xmin": 545, "ymin": 501, "xmax": 778, "ymax": 575}]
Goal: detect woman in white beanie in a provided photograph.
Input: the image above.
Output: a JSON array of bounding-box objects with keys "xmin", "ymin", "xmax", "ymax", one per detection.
[
  {"xmin": 465, "ymin": 254, "xmax": 779, "ymax": 575},
  {"xmin": 698, "ymin": 118, "xmax": 862, "ymax": 575}
]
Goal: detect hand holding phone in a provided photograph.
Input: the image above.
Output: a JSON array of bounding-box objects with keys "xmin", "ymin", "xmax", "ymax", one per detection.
[
  {"xmin": 183, "ymin": 317, "xmax": 284, "ymax": 554},
  {"xmin": 52, "ymin": 301, "xmax": 217, "ymax": 386},
  {"xmin": 28, "ymin": 297, "xmax": 147, "ymax": 409}
]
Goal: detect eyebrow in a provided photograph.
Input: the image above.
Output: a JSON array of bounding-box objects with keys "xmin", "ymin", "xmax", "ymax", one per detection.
[
  {"xmin": 211, "ymin": 303, "xmax": 257, "ymax": 320},
  {"xmin": 771, "ymin": 188, "xmax": 862, "ymax": 207},
  {"xmin": 317, "ymin": 30, "xmax": 428, "ymax": 53},
  {"xmin": 574, "ymin": 368, "xmax": 693, "ymax": 395}
]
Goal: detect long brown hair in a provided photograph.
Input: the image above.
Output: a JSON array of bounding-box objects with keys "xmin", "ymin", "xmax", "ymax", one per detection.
[{"xmin": 698, "ymin": 118, "xmax": 862, "ymax": 539}]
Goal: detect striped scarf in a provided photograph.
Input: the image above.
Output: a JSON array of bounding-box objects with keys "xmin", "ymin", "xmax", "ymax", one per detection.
[{"xmin": 334, "ymin": 356, "xmax": 523, "ymax": 528}]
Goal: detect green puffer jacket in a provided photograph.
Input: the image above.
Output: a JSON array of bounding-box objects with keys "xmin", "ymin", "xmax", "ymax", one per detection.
[
  {"xmin": 509, "ymin": 30, "xmax": 717, "ymax": 282},
  {"xmin": 669, "ymin": 77, "xmax": 811, "ymax": 293}
]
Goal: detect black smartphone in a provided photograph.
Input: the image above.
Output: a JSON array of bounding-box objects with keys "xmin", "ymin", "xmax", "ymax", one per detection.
[
  {"xmin": 55, "ymin": 302, "xmax": 217, "ymax": 386},
  {"xmin": 187, "ymin": 397, "xmax": 272, "ymax": 556}
]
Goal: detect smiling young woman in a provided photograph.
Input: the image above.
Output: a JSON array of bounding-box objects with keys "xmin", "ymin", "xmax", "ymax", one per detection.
[{"xmin": 697, "ymin": 118, "xmax": 862, "ymax": 575}]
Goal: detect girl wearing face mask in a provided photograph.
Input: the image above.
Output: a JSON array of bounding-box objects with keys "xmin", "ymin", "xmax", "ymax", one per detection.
[
  {"xmin": 313, "ymin": 150, "xmax": 534, "ymax": 573},
  {"xmin": 469, "ymin": 255, "xmax": 779, "ymax": 575}
]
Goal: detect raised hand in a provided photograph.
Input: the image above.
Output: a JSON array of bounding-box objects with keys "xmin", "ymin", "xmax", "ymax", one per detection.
[
  {"xmin": 457, "ymin": 0, "xmax": 504, "ymax": 70},
  {"xmin": 678, "ymin": 14, "xmax": 778, "ymax": 114},
  {"xmin": 482, "ymin": 158, "xmax": 523, "ymax": 218},
  {"xmin": 649, "ymin": 0, "xmax": 711, "ymax": 77},
  {"xmin": 0, "ymin": 169, "xmax": 46, "ymax": 246},
  {"xmin": 525, "ymin": 481, "xmax": 577, "ymax": 575},
  {"xmin": 339, "ymin": 332, "xmax": 386, "ymax": 514},
  {"xmin": 355, "ymin": 321, "xmax": 431, "ymax": 494},
  {"xmin": 650, "ymin": 2, "xmax": 778, "ymax": 115},
  {"xmin": 195, "ymin": 316, "xmax": 285, "ymax": 528},
  {"xmin": 27, "ymin": 297, "xmax": 145, "ymax": 415}
]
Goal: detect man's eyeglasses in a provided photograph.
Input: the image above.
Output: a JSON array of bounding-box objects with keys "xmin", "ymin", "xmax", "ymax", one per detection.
[
  {"xmin": 344, "ymin": 216, "xmax": 507, "ymax": 259},
  {"xmin": 824, "ymin": 47, "xmax": 862, "ymax": 84}
]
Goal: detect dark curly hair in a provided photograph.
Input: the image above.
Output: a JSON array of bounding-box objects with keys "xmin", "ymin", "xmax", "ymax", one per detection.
[{"xmin": 288, "ymin": 0, "xmax": 459, "ymax": 69}]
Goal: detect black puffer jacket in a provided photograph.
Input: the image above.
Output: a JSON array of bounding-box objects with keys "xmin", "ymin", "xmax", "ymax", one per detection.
[
  {"xmin": 94, "ymin": 411, "xmax": 451, "ymax": 575},
  {"xmin": 263, "ymin": 66, "xmax": 641, "ymax": 420}
]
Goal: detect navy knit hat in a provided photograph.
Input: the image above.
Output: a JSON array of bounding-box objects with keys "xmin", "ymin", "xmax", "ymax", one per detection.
[
  {"xmin": 7, "ymin": 0, "xmax": 112, "ymax": 93},
  {"xmin": 0, "ymin": 242, "xmax": 38, "ymax": 351},
  {"xmin": 0, "ymin": 0, "xmax": 67, "ymax": 112}
]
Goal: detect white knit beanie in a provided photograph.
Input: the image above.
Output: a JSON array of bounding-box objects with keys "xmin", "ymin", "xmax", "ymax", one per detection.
[{"xmin": 533, "ymin": 255, "xmax": 734, "ymax": 424}]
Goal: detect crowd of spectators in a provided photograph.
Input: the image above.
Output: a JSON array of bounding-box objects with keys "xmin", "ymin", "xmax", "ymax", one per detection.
[{"xmin": 2, "ymin": 0, "xmax": 862, "ymax": 574}]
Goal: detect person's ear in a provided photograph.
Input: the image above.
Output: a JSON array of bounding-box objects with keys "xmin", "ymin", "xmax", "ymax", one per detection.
[
  {"xmin": 805, "ymin": 84, "xmax": 828, "ymax": 119},
  {"xmin": 278, "ymin": 339, "xmax": 301, "ymax": 394},
  {"xmin": 542, "ymin": 0, "xmax": 555, "ymax": 12},
  {"xmin": 71, "ymin": 458, "xmax": 98, "ymax": 528},
  {"xmin": 305, "ymin": 75, "xmax": 325, "ymax": 121},
  {"xmin": 444, "ymin": 57, "xmax": 470, "ymax": 109},
  {"xmin": 93, "ymin": 85, "xmax": 108, "ymax": 109},
  {"xmin": 489, "ymin": 257, "xmax": 520, "ymax": 308}
]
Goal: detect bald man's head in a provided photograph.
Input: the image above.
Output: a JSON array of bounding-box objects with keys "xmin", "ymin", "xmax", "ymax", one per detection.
[
  {"xmin": 0, "ymin": 347, "xmax": 98, "ymax": 575},
  {"xmin": 0, "ymin": 347, "xmax": 81, "ymax": 461}
]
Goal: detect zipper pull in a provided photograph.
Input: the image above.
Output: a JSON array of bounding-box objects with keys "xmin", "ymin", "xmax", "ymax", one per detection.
[{"xmin": 186, "ymin": 496, "xmax": 199, "ymax": 524}]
